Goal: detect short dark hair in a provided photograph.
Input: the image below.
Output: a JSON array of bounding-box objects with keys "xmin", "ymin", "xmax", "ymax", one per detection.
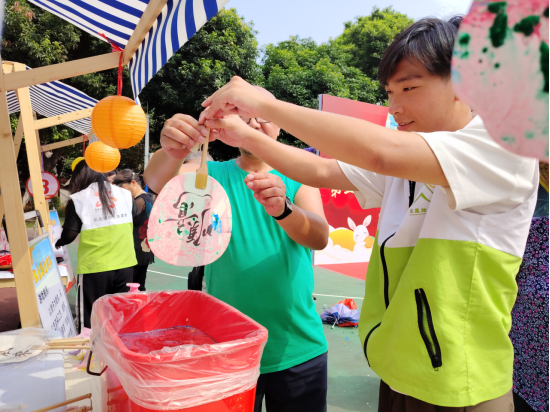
[{"xmin": 378, "ymin": 16, "xmax": 463, "ymax": 85}]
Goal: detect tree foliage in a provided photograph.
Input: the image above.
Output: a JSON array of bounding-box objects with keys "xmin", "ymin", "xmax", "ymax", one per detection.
[
  {"xmin": 139, "ymin": 8, "xmax": 262, "ymax": 161},
  {"xmin": 337, "ymin": 6, "xmax": 413, "ymax": 100},
  {"xmin": 261, "ymin": 36, "xmax": 379, "ymax": 147},
  {"xmin": 2, "ymin": 1, "xmax": 414, "ymax": 173}
]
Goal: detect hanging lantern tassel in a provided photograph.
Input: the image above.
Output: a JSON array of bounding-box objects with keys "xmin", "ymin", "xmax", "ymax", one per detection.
[{"xmin": 85, "ymin": 141, "xmax": 121, "ymax": 173}]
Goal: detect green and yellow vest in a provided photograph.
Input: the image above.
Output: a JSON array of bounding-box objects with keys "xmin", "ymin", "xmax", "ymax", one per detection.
[
  {"xmin": 71, "ymin": 182, "xmax": 136, "ymax": 274},
  {"xmin": 360, "ymin": 177, "xmax": 536, "ymax": 406}
]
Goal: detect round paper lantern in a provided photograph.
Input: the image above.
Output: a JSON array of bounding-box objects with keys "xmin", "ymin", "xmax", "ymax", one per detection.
[
  {"xmin": 91, "ymin": 95, "xmax": 147, "ymax": 149},
  {"xmin": 85, "ymin": 141, "xmax": 121, "ymax": 173}
]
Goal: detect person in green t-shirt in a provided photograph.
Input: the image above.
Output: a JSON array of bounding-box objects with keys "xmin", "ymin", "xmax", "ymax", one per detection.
[{"xmin": 144, "ymin": 87, "xmax": 330, "ymax": 412}]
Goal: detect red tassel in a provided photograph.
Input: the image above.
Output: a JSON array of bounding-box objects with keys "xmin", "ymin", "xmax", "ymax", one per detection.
[
  {"xmin": 97, "ymin": 33, "xmax": 123, "ymax": 52},
  {"xmin": 117, "ymin": 52, "xmax": 123, "ymax": 96}
]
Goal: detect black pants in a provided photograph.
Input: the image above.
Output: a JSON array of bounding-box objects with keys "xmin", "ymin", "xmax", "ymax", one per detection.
[
  {"xmin": 133, "ymin": 264, "xmax": 149, "ymax": 291},
  {"xmin": 77, "ymin": 267, "xmax": 133, "ymax": 331},
  {"xmin": 254, "ymin": 352, "xmax": 327, "ymax": 412}
]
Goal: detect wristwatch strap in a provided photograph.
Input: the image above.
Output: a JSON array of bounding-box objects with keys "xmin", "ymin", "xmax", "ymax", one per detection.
[{"xmin": 273, "ymin": 196, "xmax": 293, "ymax": 221}]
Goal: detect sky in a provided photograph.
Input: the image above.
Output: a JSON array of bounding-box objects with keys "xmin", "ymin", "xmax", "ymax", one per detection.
[{"xmin": 224, "ymin": 0, "xmax": 474, "ymax": 47}]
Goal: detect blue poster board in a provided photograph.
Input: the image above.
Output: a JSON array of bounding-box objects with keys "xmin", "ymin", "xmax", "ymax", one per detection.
[{"xmin": 29, "ymin": 233, "xmax": 76, "ymax": 337}]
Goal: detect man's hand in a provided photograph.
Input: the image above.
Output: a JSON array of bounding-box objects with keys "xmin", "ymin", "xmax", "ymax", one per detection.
[
  {"xmin": 245, "ymin": 173, "xmax": 287, "ymax": 217},
  {"xmin": 201, "ymin": 76, "xmax": 272, "ymax": 119},
  {"xmin": 202, "ymin": 114, "xmax": 256, "ymax": 149},
  {"xmin": 160, "ymin": 114, "xmax": 205, "ymax": 159}
]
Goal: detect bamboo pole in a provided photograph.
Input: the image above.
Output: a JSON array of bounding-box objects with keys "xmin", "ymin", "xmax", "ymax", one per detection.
[
  {"xmin": 34, "ymin": 108, "xmax": 93, "ymax": 130},
  {"xmin": 13, "ymin": 63, "xmax": 50, "ymax": 228},
  {"xmin": 0, "ymin": 59, "xmax": 41, "ymax": 327}
]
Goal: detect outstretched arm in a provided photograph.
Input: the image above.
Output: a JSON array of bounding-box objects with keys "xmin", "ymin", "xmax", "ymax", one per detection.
[
  {"xmin": 201, "ymin": 77, "xmax": 448, "ymax": 186},
  {"xmin": 204, "ymin": 115, "xmax": 356, "ymax": 191}
]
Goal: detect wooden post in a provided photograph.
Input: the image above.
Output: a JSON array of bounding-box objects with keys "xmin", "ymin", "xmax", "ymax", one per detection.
[
  {"xmin": 0, "ymin": 193, "xmax": 4, "ymax": 224},
  {"xmin": 0, "ymin": 59, "xmax": 41, "ymax": 327},
  {"xmin": 13, "ymin": 113, "xmax": 24, "ymax": 157},
  {"xmin": 13, "ymin": 63, "xmax": 50, "ymax": 228},
  {"xmin": 41, "ymin": 134, "xmax": 89, "ymax": 152},
  {"xmin": 33, "ymin": 108, "xmax": 93, "ymax": 130},
  {"xmin": 33, "ymin": 112, "xmax": 42, "ymax": 169},
  {"xmin": 2, "ymin": 53, "xmax": 122, "ymax": 91}
]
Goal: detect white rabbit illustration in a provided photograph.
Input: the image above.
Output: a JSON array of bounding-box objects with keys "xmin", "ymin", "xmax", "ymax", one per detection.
[{"xmin": 348, "ymin": 216, "xmax": 373, "ymax": 262}]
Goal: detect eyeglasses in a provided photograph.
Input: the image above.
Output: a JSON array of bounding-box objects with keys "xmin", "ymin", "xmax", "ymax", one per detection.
[{"xmin": 239, "ymin": 117, "xmax": 271, "ymax": 125}]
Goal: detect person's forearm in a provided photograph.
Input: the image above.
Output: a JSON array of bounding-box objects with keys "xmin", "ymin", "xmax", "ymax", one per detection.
[
  {"xmin": 55, "ymin": 228, "xmax": 79, "ymax": 248},
  {"xmin": 257, "ymin": 99, "xmax": 395, "ymax": 173},
  {"xmin": 243, "ymin": 130, "xmax": 353, "ymax": 190},
  {"xmin": 143, "ymin": 150, "xmax": 184, "ymax": 193},
  {"xmin": 276, "ymin": 205, "xmax": 329, "ymax": 250}
]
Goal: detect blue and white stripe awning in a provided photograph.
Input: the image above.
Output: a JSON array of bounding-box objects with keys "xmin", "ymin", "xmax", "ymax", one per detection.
[
  {"xmin": 7, "ymin": 66, "xmax": 97, "ymax": 134},
  {"xmin": 26, "ymin": 0, "xmax": 230, "ymax": 99}
]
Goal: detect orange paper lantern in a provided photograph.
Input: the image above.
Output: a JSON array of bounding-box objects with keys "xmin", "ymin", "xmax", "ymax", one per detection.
[
  {"xmin": 91, "ymin": 95, "xmax": 147, "ymax": 149},
  {"xmin": 85, "ymin": 141, "xmax": 121, "ymax": 173}
]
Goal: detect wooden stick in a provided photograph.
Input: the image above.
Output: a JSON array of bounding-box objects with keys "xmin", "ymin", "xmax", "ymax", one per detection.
[
  {"xmin": 123, "ymin": 0, "xmax": 169, "ymax": 65},
  {"xmin": 31, "ymin": 393, "xmax": 92, "ymax": 412},
  {"xmin": 2, "ymin": 53, "xmax": 121, "ymax": 91},
  {"xmin": 195, "ymin": 129, "xmax": 210, "ymax": 189},
  {"xmin": 41, "ymin": 135, "xmax": 89, "ymax": 151},
  {"xmin": 47, "ymin": 338, "xmax": 89, "ymax": 346},
  {"xmin": 33, "ymin": 345, "xmax": 90, "ymax": 350},
  {"xmin": 34, "ymin": 108, "xmax": 93, "ymax": 130}
]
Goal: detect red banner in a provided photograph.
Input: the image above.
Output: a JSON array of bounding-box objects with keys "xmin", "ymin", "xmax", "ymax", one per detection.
[{"xmin": 314, "ymin": 95, "xmax": 386, "ymax": 273}]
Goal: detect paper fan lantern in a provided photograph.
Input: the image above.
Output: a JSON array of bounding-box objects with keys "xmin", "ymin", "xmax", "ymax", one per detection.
[
  {"xmin": 85, "ymin": 141, "xmax": 120, "ymax": 173},
  {"xmin": 91, "ymin": 96, "xmax": 147, "ymax": 149},
  {"xmin": 452, "ymin": 0, "xmax": 549, "ymax": 161}
]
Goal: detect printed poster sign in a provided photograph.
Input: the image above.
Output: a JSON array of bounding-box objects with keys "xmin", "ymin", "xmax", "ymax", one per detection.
[
  {"xmin": 29, "ymin": 233, "xmax": 76, "ymax": 338},
  {"xmin": 315, "ymin": 188, "xmax": 380, "ymax": 264},
  {"xmin": 315, "ymin": 95, "xmax": 387, "ymax": 266}
]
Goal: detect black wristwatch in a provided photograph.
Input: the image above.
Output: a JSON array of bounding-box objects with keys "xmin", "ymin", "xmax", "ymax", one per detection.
[{"xmin": 273, "ymin": 196, "xmax": 293, "ymax": 220}]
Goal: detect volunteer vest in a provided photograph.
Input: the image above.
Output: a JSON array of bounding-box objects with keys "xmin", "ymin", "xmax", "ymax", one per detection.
[
  {"xmin": 360, "ymin": 177, "xmax": 537, "ymax": 407},
  {"xmin": 71, "ymin": 182, "xmax": 137, "ymax": 274}
]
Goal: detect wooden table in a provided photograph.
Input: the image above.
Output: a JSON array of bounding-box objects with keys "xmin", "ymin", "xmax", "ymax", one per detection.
[{"xmin": 64, "ymin": 352, "xmax": 102, "ymax": 410}]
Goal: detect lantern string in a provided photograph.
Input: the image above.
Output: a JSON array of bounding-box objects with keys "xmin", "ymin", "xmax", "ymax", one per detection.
[
  {"xmin": 83, "ymin": 135, "xmax": 86, "ymax": 156},
  {"xmin": 117, "ymin": 52, "xmax": 123, "ymax": 96},
  {"xmin": 40, "ymin": 145, "xmax": 44, "ymax": 172}
]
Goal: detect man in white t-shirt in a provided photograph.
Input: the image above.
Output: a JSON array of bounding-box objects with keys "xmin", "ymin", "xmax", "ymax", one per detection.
[{"xmin": 161, "ymin": 16, "xmax": 538, "ymax": 412}]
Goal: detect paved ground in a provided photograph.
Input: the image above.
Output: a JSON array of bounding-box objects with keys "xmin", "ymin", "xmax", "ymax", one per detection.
[{"xmin": 65, "ymin": 243, "xmax": 381, "ymax": 411}]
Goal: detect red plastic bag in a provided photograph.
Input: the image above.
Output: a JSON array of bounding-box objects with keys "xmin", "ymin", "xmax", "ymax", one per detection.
[
  {"xmin": 91, "ymin": 290, "xmax": 267, "ymax": 410},
  {"xmin": 0, "ymin": 254, "xmax": 12, "ymax": 266}
]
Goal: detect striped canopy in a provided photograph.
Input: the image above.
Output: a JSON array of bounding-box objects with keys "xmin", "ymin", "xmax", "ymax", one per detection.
[
  {"xmin": 27, "ymin": 0, "xmax": 230, "ymax": 99},
  {"xmin": 7, "ymin": 66, "xmax": 97, "ymax": 134}
]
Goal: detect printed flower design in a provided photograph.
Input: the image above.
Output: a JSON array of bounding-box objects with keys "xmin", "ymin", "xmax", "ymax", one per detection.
[
  {"xmin": 139, "ymin": 219, "xmax": 151, "ymax": 252},
  {"xmin": 510, "ymin": 217, "xmax": 549, "ymax": 412}
]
